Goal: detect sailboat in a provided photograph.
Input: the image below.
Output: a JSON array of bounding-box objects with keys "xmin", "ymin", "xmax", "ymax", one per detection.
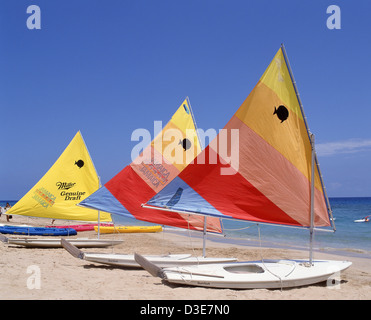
[
  {"xmin": 354, "ymin": 215, "xmax": 370, "ymax": 223},
  {"xmin": 135, "ymin": 45, "xmax": 352, "ymax": 289},
  {"xmin": 62, "ymin": 98, "xmax": 236, "ymax": 267},
  {"xmin": 1, "ymin": 131, "xmax": 123, "ymax": 248}
]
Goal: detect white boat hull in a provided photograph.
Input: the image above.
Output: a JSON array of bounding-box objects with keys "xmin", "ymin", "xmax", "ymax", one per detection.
[
  {"xmin": 5, "ymin": 237, "xmax": 123, "ymax": 248},
  {"xmin": 61, "ymin": 239, "xmax": 237, "ymax": 268},
  {"xmin": 84, "ymin": 253, "xmax": 237, "ymax": 268},
  {"xmin": 135, "ymin": 254, "xmax": 352, "ymax": 289}
]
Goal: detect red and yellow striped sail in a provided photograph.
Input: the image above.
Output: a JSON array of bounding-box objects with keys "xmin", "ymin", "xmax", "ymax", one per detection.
[
  {"xmin": 79, "ymin": 98, "xmax": 223, "ymax": 233},
  {"xmin": 147, "ymin": 48, "xmax": 332, "ymax": 228}
]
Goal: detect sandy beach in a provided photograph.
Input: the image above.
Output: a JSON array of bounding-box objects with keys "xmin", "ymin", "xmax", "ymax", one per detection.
[{"xmin": 0, "ymin": 216, "xmax": 370, "ymax": 301}]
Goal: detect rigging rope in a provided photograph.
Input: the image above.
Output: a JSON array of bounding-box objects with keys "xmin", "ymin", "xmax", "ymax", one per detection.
[
  {"xmin": 185, "ymin": 215, "xmax": 201, "ymax": 265},
  {"xmin": 222, "ymin": 224, "xmax": 257, "ymax": 232},
  {"xmin": 257, "ymin": 224, "xmax": 284, "ymax": 291}
]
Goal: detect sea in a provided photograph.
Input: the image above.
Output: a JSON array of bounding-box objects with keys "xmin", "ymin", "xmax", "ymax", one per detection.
[
  {"xmin": 218, "ymin": 197, "xmax": 371, "ymax": 260},
  {"xmin": 2, "ymin": 197, "xmax": 370, "ymax": 259}
]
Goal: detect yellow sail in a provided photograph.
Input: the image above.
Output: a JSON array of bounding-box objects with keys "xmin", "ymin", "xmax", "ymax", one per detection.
[{"xmin": 7, "ymin": 131, "xmax": 111, "ymax": 222}]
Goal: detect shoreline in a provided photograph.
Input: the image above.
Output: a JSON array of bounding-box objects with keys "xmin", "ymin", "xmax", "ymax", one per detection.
[
  {"xmin": 166, "ymin": 227, "xmax": 371, "ymax": 261},
  {"xmin": 164, "ymin": 229, "xmax": 371, "ymax": 271},
  {"xmin": 0, "ymin": 215, "xmax": 370, "ymax": 300}
]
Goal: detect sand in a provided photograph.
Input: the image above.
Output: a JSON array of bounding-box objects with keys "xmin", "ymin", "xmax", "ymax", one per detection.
[{"xmin": 0, "ymin": 215, "xmax": 370, "ymax": 300}]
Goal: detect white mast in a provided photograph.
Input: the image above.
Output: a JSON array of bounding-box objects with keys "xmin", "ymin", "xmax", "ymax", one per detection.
[
  {"xmin": 97, "ymin": 176, "xmax": 101, "ymax": 239},
  {"xmin": 79, "ymin": 131, "xmax": 102, "ymax": 239},
  {"xmin": 186, "ymin": 97, "xmax": 208, "ymax": 258},
  {"xmin": 280, "ymin": 44, "xmax": 334, "ymax": 264},
  {"xmin": 309, "ymin": 133, "xmax": 315, "ymax": 265}
]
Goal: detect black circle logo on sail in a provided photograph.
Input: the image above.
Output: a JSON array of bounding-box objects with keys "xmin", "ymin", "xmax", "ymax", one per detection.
[
  {"xmin": 75, "ymin": 159, "xmax": 84, "ymax": 168},
  {"xmin": 179, "ymin": 138, "xmax": 191, "ymax": 151},
  {"xmin": 273, "ymin": 105, "xmax": 289, "ymax": 123}
]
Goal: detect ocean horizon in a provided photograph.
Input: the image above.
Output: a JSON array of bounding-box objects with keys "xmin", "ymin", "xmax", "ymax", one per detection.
[{"xmin": 212, "ymin": 197, "xmax": 371, "ymax": 260}]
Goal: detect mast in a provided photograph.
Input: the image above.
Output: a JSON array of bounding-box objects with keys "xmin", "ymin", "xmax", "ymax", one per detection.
[
  {"xmin": 280, "ymin": 45, "xmax": 333, "ymax": 221},
  {"xmin": 280, "ymin": 44, "xmax": 334, "ymax": 264},
  {"xmin": 97, "ymin": 176, "xmax": 101, "ymax": 239},
  {"xmin": 80, "ymin": 131, "xmax": 102, "ymax": 238},
  {"xmin": 309, "ymin": 134, "xmax": 315, "ymax": 265},
  {"xmin": 281, "ymin": 44, "xmax": 315, "ymax": 263},
  {"xmin": 186, "ymin": 96, "xmax": 203, "ymax": 150},
  {"xmin": 202, "ymin": 216, "xmax": 207, "ymax": 257},
  {"xmin": 187, "ymin": 97, "xmax": 207, "ymax": 257}
]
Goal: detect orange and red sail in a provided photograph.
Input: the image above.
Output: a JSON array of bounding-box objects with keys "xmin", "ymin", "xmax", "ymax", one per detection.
[
  {"xmin": 146, "ymin": 47, "xmax": 332, "ymax": 228},
  {"xmin": 79, "ymin": 99, "xmax": 223, "ymax": 233}
]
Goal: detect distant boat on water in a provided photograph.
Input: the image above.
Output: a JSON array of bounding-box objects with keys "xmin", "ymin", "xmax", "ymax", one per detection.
[{"xmin": 354, "ymin": 215, "xmax": 370, "ymax": 223}]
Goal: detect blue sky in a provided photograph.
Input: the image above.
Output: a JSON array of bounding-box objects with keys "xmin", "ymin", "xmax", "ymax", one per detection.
[{"xmin": 1, "ymin": 0, "xmax": 370, "ymax": 199}]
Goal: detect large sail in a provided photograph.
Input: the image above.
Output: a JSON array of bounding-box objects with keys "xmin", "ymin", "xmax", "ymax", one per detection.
[
  {"xmin": 79, "ymin": 98, "xmax": 222, "ymax": 233},
  {"xmin": 7, "ymin": 131, "xmax": 112, "ymax": 222},
  {"xmin": 146, "ymin": 47, "xmax": 332, "ymax": 228}
]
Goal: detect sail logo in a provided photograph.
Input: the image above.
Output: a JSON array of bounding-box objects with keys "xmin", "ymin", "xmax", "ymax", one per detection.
[
  {"xmin": 273, "ymin": 105, "xmax": 289, "ymax": 123},
  {"xmin": 56, "ymin": 182, "xmax": 76, "ymax": 190},
  {"xmin": 32, "ymin": 187, "xmax": 56, "ymax": 208},
  {"xmin": 56, "ymin": 182, "xmax": 86, "ymax": 201},
  {"xmin": 166, "ymin": 187, "xmax": 183, "ymax": 207},
  {"xmin": 139, "ymin": 162, "xmax": 171, "ymax": 189},
  {"xmin": 74, "ymin": 160, "xmax": 84, "ymax": 169},
  {"xmin": 131, "ymin": 121, "xmax": 239, "ymax": 175},
  {"xmin": 179, "ymin": 138, "xmax": 192, "ymax": 151},
  {"xmin": 60, "ymin": 191, "xmax": 86, "ymax": 201},
  {"xmin": 183, "ymin": 103, "xmax": 190, "ymax": 114}
]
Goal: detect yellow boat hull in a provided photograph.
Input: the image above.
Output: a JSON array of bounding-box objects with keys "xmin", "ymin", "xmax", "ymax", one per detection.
[{"xmin": 94, "ymin": 225, "xmax": 162, "ymax": 234}]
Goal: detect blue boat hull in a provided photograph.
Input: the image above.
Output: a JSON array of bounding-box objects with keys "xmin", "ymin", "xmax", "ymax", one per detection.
[{"xmin": 0, "ymin": 225, "xmax": 77, "ymax": 236}]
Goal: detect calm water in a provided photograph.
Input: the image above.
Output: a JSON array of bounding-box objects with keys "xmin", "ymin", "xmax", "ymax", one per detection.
[
  {"xmin": 112, "ymin": 197, "xmax": 371, "ymax": 259},
  {"xmin": 219, "ymin": 197, "xmax": 371, "ymax": 259},
  {"xmin": 2, "ymin": 197, "xmax": 370, "ymax": 258}
]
